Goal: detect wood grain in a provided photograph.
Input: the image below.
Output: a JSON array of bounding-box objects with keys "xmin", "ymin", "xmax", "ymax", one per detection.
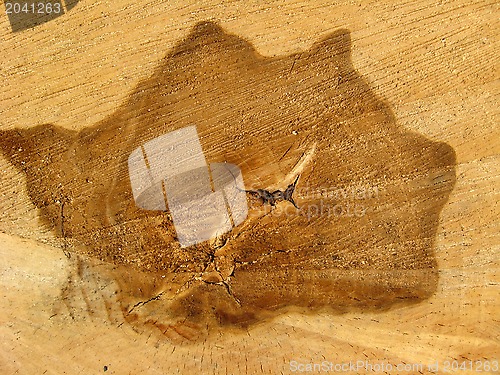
[{"xmin": 0, "ymin": 0, "xmax": 498, "ymax": 374}]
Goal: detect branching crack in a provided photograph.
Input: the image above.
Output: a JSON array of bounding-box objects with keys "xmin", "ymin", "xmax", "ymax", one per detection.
[{"xmin": 220, "ymin": 279, "xmax": 241, "ymax": 306}]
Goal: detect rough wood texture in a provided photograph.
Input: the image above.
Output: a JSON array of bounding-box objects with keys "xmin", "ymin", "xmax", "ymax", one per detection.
[{"xmin": 1, "ymin": 1, "xmax": 498, "ymax": 374}]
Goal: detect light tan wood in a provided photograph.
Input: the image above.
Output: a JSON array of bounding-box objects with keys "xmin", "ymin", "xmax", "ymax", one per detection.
[{"xmin": 1, "ymin": 0, "xmax": 498, "ymax": 374}]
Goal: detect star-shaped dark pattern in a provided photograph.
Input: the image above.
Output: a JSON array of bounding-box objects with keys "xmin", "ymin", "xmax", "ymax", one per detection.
[{"xmin": 0, "ymin": 21, "xmax": 456, "ymax": 342}]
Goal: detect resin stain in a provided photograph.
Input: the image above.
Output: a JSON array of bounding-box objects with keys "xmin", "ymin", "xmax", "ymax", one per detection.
[{"xmin": 0, "ymin": 21, "xmax": 456, "ymax": 343}]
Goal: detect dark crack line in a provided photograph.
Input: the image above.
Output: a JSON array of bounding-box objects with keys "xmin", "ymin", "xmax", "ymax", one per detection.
[
  {"xmin": 288, "ymin": 53, "xmax": 302, "ymax": 75},
  {"xmin": 279, "ymin": 143, "xmax": 293, "ymax": 162},
  {"xmin": 220, "ymin": 279, "xmax": 241, "ymax": 307},
  {"xmin": 127, "ymin": 292, "xmax": 163, "ymax": 314},
  {"xmin": 60, "ymin": 200, "xmax": 71, "ymax": 259},
  {"xmin": 212, "ymin": 257, "xmax": 241, "ymax": 307}
]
